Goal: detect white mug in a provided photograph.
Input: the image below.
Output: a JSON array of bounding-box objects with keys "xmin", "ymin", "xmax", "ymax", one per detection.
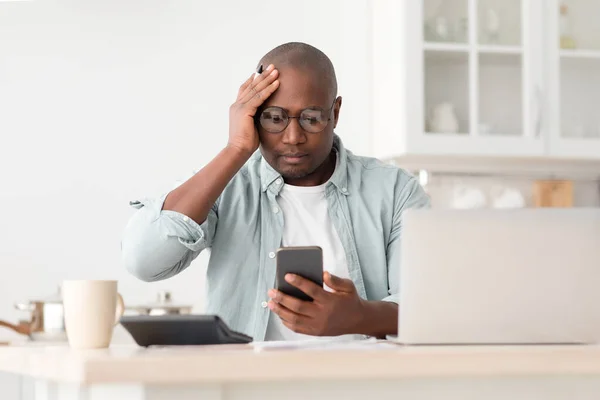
[
  {"xmin": 452, "ymin": 185, "xmax": 487, "ymax": 209},
  {"xmin": 491, "ymin": 186, "xmax": 526, "ymax": 209},
  {"xmin": 62, "ymin": 280, "xmax": 125, "ymax": 349}
]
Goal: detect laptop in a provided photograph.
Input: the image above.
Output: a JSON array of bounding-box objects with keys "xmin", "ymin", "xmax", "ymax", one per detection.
[{"xmin": 396, "ymin": 208, "xmax": 600, "ymax": 345}]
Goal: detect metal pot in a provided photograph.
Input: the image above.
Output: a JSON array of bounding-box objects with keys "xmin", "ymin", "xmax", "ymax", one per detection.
[
  {"xmin": 0, "ymin": 287, "xmax": 67, "ymax": 342},
  {"xmin": 125, "ymin": 291, "xmax": 192, "ymax": 316},
  {"xmin": 0, "ymin": 289, "xmax": 192, "ymax": 341}
]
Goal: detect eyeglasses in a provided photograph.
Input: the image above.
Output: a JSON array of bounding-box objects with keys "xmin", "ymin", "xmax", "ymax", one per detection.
[{"xmin": 257, "ymin": 99, "xmax": 336, "ymax": 134}]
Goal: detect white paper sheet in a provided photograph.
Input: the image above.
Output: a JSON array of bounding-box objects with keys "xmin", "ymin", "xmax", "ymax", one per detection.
[{"xmin": 252, "ymin": 338, "xmax": 400, "ymax": 352}]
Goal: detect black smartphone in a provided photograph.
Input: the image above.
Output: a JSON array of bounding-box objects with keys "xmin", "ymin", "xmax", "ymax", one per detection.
[{"xmin": 275, "ymin": 246, "xmax": 324, "ymax": 302}]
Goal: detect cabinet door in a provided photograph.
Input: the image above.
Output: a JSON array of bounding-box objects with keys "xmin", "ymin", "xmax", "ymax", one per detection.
[
  {"xmin": 0, "ymin": 372, "xmax": 22, "ymax": 400},
  {"xmin": 547, "ymin": 0, "xmax": 600, "ymax": 159},
  {"xmin": 372, "ymin": 0, "xmax": 545, "ymax": 159}
]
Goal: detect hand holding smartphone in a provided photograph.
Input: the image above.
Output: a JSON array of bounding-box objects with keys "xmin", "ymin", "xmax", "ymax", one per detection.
[{"xmin": 275, "ymin": 246, "xmax": 323, "ymax": 302}]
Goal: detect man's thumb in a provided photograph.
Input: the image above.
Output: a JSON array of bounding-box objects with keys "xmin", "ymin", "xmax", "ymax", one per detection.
[{"xmin": 324, "ymin": 272, "xmax": 353, "ymax": 292}]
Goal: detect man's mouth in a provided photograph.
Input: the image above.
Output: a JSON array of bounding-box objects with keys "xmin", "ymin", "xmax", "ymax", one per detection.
[{"xmin": 280, "ymin": 153, "xmax": 308, "ymax": 163}]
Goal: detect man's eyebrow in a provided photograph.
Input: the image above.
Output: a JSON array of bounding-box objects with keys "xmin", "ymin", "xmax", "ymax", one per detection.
[
  {"xmin": 261, "ymin": 104, "xmax": 287, "ymax": 111},
  {"xmin": 262, "ymin": 104, "xmax": 324, "ymax": 111}
]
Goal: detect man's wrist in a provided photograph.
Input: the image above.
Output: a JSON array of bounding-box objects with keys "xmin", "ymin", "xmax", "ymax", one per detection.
[
  {"xmin": 354, "ymin": 300, "xmax": 399, "ymax": 339},
  {"xmin": 224, "ymin": 143, "xmax": 255, "ymax": 161}
]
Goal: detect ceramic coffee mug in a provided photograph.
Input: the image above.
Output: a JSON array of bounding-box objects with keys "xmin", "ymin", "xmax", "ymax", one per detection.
[{"xmin": 62, "ymin": 280, "xmax": 124, "ymax": 349}]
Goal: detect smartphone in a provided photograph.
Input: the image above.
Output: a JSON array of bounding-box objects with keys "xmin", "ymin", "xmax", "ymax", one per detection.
[{"xmin": 275, "ymin": 246, "xmax": 323, "ymax": 302}]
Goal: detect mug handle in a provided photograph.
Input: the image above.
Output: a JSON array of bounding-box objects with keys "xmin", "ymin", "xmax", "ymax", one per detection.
[{"xmin": 114, "ymin": 293, "xmax": 125, "ymax": 326}]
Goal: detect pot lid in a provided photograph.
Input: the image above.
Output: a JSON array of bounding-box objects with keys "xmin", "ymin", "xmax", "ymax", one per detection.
[
  {"xmin": 24, "ymin": 286, "xmax": 63, "ymax": 305},
  {"xmin": 39, "ymin": 286, "xmax": 63, "ymax": 304},
  {"xmin": 15, "ymin": 286, "xmax": 62, "ymax": 311},
  {"xmin": 126, "ymin": 291, "xmax": 192, "ymax": 312}
]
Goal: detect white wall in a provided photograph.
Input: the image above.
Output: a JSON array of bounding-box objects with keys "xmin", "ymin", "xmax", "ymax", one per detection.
[{"xmin": 0, "ymin": 0, "xmax": 372, "ymax": 343}]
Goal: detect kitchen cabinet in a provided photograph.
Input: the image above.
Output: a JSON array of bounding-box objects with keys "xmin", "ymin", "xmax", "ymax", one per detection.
[
  {"xmin": 372, "ymin": 0, "xmax": 600, "ymax": 162},
  {"xmin": 546, "ymin": 0, "xmax": 600, "ymax": 159}
]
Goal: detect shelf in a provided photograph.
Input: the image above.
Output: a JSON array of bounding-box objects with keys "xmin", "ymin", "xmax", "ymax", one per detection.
[
  {"xmin": 424, "ymin": 44, "xmax": 523, "ymax": 65},
  {"xmin": 560, "ymin": 49, "xmax": 600, "ymax": 60},
  {"xmin": 478, "ymin": 45, "xmax": 522, "ymax": 55},
  {"xmin": 425, "ymin": 131, "xmax": 522, "ymax": 137},
  {"xmin": 560, "ymin": 134, "xmax": 600, "ymax": 140},
  {"xmin": 425, "ymin": 50, "xmax": 469, "ymax": 64},
  {"xmin": 424, "ymin": 44, "xmax": 523, "ymax": 55},
  {"xmin": 479, "ymin": 51, "xmax": 522, "ymax": 66},
  {"xmin": 425, "ymin": 132, "xmax": 470, "ymax": 136},
  {"xmin": 424, "ymin": 42, "xmax": 470, "ymax": 52},
  {"xmin": 385, "ymin": 153, "xmax": 600, "ymax": 180}
]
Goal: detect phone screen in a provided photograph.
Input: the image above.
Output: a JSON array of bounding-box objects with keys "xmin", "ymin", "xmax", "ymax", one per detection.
[{"xmin": 275, "ymin": 246, "xmax": 323, "ymax": 301}]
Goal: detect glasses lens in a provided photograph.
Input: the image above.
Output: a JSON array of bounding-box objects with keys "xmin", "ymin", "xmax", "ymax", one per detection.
[
  {"xmin": 299, "ymin": 108, "xmax": 328, "ymax": 133},
  {"xmin": 260, "ymin": 108, "xmax": 288, "ymax": 133}
]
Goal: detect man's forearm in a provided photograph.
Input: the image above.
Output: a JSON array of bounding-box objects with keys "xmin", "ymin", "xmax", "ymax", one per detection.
[
  {"xmin": 162, "ymin": 146, "xmax": 251, "ymax": 225},
  {"xmin": 355, "ymin": 301, "xmax": 398, "ymax": 338}
]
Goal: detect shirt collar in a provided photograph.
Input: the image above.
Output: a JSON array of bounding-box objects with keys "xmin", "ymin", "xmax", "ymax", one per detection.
[{"xmin": 260, "ymin": 134, "xmax": 349, "ymax": 196}]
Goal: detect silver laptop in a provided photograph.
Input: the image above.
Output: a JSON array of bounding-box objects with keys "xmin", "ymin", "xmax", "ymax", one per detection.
[{"xmin": 397, "ymin": 208, "xmax": 600, "ymax": 345}]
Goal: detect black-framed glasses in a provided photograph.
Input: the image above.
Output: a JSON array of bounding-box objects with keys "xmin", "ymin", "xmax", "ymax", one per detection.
[{"xmin": 257, "ymin": 99, "xmax": 336, "ymax": 134}]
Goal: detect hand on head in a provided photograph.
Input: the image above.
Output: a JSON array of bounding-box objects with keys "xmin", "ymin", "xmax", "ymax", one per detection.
[
  {"xmin": 227, "ymin": 64, "xmax": 280, "ymax": 157},
  {"xmin": 229, "ymin": 42, "xmax": 342, "ymax": 186}
]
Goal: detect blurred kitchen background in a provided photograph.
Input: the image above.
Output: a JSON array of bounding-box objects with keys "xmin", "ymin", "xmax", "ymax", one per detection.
[{"xmin": 0, "ymin": 0, "xmax": 599, "ymax": 349}]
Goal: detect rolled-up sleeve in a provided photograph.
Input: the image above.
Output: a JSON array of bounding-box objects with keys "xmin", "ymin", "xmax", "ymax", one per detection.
[
  {"xmin": 382, "ymin": 176, "xmax": 430, "ymax": 304},
  {"xmin": 121, "ymin": 193, "xmax": 219, "ymax": 282}
]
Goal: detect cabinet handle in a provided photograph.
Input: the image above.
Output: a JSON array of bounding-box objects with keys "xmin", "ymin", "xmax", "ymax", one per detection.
[{"xmin": 534, "ymin": 85, "xmax": 543, "ymax": 138}]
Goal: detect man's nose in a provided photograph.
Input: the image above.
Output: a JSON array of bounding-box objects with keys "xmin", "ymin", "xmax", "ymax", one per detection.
[{"xmin": 281, "ymin": 118, "xmax": 307, "ymax": 145}]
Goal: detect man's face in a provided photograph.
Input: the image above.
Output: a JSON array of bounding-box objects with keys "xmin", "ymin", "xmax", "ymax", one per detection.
[{"xmin": 257, "ymin": 67, "xmax": 341, "ymax": 181}]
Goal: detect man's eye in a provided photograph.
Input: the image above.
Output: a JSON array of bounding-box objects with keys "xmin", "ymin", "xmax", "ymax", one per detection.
[
  {"xmin": 302, "ymin": 115, "xmax": 321, "ymax": 125},
  {"xmin": 264, "ymin": 112, "xmax": 285, "ymax": 123}
]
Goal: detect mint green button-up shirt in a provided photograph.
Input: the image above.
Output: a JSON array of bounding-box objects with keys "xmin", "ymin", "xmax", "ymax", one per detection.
[{"xmin": 121, "ymin": 135, "xmax": 430, "ymax": 340}]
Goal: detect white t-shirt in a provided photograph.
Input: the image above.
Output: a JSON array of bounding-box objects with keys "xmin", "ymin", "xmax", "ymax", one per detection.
[{"xmin": 264, "ymin": 180, "xmax": 358, "ymax": 341}]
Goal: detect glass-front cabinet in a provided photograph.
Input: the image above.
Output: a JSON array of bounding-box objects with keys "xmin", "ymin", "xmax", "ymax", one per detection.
[
  {"xmin": 372, "ymin": 0, "xmax": 600, "ymax": 161},
  {"xmin": 547, "ymin": 0, "xmax": 600, "ymax": 158}
]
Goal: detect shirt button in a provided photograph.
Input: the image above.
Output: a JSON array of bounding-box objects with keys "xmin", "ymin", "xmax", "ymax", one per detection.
[
  {"xmin": 341, "ymin": 187, "xmax": 348, "ymax": 193},
  {"xmin": 261, "ymin": 301, "xmax": 268, "ymax": 308},
  {"xmin": 182, "ymin": 216, "xmax": 189, "ymax": 222},
  {"xmin": 275, "ymin": 178, "xmax": 282, "ymax": 185},
  {"xmin": 268, "ymin": 252, "xmax": 275, "ymax": 259},
  {"xmin": 272, "ymin": 207, "xmax": 279, "ymax": 214}
]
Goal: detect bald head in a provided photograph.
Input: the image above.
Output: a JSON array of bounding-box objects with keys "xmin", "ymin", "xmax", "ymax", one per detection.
[
  {"xmin": 258, "ymin": 42, "xmax": 337, "ymax": 99},
  {"xmin": 255, "ymin": 42, "xmax": 342, "ymax": 184}
]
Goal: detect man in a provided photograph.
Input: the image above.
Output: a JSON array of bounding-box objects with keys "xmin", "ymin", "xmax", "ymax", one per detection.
[{"xmin": 121, "ymin": 42, "xmax": 430, "ymax": 341}]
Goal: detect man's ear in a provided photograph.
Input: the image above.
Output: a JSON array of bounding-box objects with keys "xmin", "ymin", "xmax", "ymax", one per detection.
[{"xmin": 333, "ymin": 96, "xmax": 342, "ymax": 129}]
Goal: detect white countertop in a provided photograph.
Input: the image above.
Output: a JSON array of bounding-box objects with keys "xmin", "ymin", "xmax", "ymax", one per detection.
[{"xmin": 2, "ymin": 341, "xmax": 600, "ymax": 384}]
